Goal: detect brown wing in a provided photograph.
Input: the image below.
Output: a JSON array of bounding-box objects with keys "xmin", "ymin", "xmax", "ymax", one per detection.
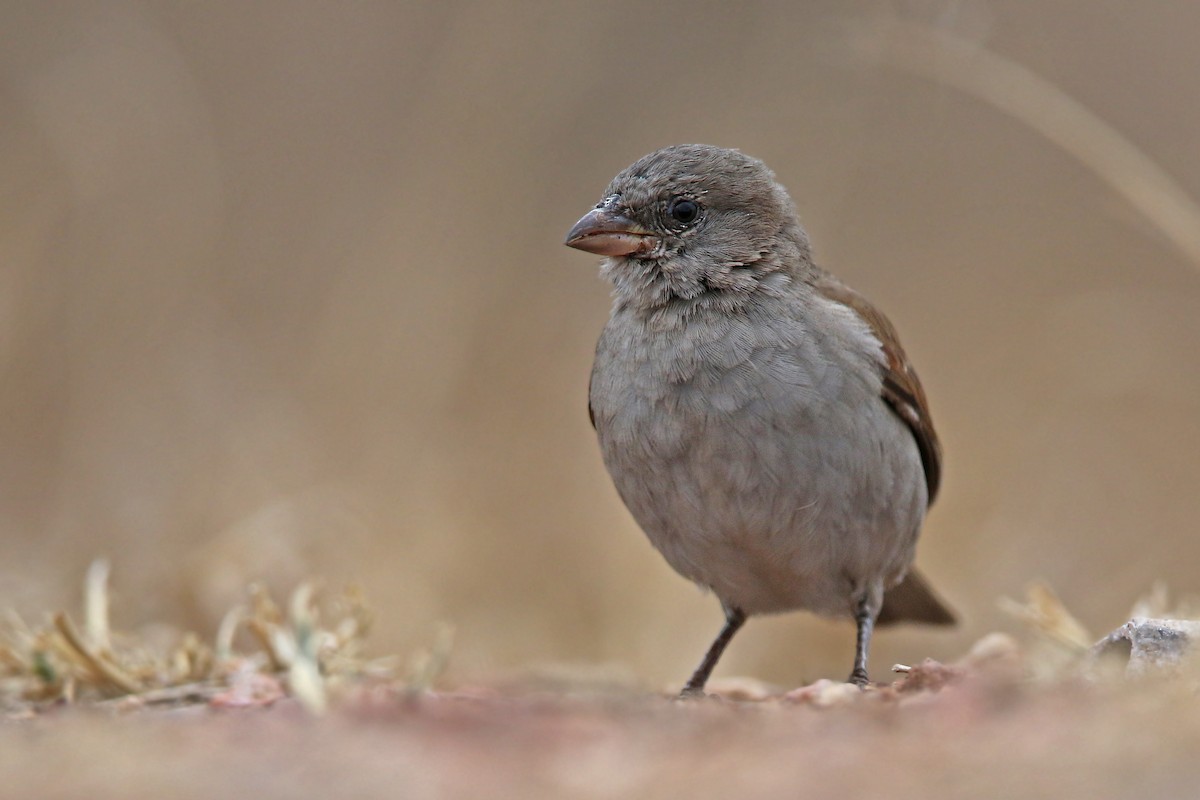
[
  {"xmin": 811, "ymin": 270, "xmax": 943, "ymax": 505},
  {"xmin": 813, "ymin": 271, "xmax": 954, "ymax": 625}
]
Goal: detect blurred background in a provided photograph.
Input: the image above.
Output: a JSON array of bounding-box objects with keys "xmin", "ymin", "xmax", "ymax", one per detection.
[{"xmin": 2, "ymin": 1, "xmax": 1198, "ymax": 688}]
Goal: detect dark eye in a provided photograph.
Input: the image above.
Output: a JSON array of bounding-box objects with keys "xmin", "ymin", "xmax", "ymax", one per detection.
[{"xmin": 668, "ymin": 198, "xmax": 700, "ymax": 225}]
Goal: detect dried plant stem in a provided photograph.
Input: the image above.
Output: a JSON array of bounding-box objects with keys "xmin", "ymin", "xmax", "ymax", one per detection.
[
  {"xmin": 84, "ymin": 559, "xmax": 112, "ymax": 651},
  {"xmin": 867, "ymin": 21, "xmax": 1200, "ymax": 269},
  {"xmin": 215, "ymin": 606, "xmax": 244, "ymax": 663},
  {"xmin": 52, "ymin": 613, "xmax": 142, "ymax": 694},
  {"xmin": 247, "ymin": 584, "xmax": 288, "ymax": 672},
  {"xmin": 998, "ymin": 583, "xmax": 1092, "ymax": 651}
]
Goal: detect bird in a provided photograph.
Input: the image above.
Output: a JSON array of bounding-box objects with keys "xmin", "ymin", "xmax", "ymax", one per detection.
[{"xmin": 564, "ymin": 144, "xmax": 954, "ymax": 694}]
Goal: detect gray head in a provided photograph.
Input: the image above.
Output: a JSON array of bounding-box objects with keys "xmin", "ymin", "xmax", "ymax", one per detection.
[{"xmin": 565, "ymin": 144, "xmax": 813, "ymax": 313}]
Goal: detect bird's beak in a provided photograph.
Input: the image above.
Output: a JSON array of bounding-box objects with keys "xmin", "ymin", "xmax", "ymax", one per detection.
[{"xmin": 564, "ymin": 206, "xmax": 656, "ymax": 257}]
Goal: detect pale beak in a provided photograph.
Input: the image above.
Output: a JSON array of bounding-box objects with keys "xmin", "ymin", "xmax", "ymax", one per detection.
[{"xmin": 564, "ymin": 205, "xmax": 657, "ymax": 257}]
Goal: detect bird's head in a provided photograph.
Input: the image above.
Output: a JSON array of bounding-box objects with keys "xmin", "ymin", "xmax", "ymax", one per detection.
[{"xmin": 565, "ymin": 144, "xmax": 812, "ymax": 313}]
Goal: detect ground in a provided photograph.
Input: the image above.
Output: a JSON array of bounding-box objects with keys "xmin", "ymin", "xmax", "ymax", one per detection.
[
  {"xmin": 4, "ymin": 574, "xmax": 1198, "ymax": 799},
  {"xmin": 5, "ymin": 644, "xmax": 1200, "ymax": 799}
]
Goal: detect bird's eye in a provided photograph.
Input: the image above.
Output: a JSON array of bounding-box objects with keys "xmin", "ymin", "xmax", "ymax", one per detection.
[{"xmin": 668, "ymin": 198, "xmax": 700, "ymax": 225}]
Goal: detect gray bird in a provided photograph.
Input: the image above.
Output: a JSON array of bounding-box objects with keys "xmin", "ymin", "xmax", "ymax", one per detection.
[{"xmin": 565, "ymin": 144, "xmax": 954, "ymax": 694}]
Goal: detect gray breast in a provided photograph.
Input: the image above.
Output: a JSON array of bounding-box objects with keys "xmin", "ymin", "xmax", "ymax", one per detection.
[{"xmin": 590, "ymin": 300, "xmax": 926, "ymax": 617}]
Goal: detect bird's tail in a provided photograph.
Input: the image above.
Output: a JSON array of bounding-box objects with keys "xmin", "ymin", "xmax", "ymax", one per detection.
[{"xmin": 877, "ymin": 569, "xmax": 957, "ymax": 626}]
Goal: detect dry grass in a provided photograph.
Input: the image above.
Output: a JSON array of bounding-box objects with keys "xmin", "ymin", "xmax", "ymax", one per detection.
[
  {"xmin": 0, "ymin": 564, "xmax": 1139, "ymax": 718},
  {"xmin": 0, "ymin": 560, "xmax": 450, "ymax": 717}
]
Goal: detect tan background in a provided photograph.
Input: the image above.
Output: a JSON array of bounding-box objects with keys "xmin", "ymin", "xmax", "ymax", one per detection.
[{"xmin": 2, "ymin": 1, "xmax": 1198, "ymax": 688}]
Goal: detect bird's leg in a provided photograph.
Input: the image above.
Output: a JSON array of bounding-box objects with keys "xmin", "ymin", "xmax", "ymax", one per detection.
[
  {"xmin": 848, "ymin": 594, "xmax": 876, "ymax": 687},
  {"xmin": 680, "ymin": 606, "xmax": 746, "ymax": 697}
]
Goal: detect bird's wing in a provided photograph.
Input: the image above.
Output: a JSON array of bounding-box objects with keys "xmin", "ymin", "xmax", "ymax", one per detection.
[
  {"xmin": 587, "ymin": 372, "xmax": 596, "ymax": 429},
  {"xmin": 814, "ymin": 271, "xmax": 955, "ymax": 626},
  {"xmin": 811, "ymin": 270, "xmax": 943, "ymax": 505}
]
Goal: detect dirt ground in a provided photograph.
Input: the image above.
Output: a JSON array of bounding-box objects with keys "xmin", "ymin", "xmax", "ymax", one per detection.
[{"xmin": 5, "ymin": 642, "xmax": 1200, "ymax": 800}]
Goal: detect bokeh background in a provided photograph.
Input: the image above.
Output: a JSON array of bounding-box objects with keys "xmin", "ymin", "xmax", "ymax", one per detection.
[{"xmin": 3, "ymin": 1, "xmax": 1198, "ymax": 688}]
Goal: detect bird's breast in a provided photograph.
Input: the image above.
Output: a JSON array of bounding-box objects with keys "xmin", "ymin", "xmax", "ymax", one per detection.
[
  {"xmin": 590, "ymin": 309, "xmax": 839, "ymax": 456},
  {"xmin": 588, "ymin": 304, "xmax": 926, "ymax": 616}
]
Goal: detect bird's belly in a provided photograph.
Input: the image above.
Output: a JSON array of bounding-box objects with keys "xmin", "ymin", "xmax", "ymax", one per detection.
[{"xmin": 596, "ymin": 381, "xmax": 927, "ymax": 618}]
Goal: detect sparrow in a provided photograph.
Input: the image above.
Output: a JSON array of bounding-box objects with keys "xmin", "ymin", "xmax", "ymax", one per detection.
[{"xmin": 564, "ymin": 144, "xmax": 954, "ymax": 693}]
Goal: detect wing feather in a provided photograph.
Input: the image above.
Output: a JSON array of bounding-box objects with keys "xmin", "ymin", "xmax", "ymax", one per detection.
[{"xmin": 812, "ymin": 270, "xmax": 943, "ymax": 505}]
